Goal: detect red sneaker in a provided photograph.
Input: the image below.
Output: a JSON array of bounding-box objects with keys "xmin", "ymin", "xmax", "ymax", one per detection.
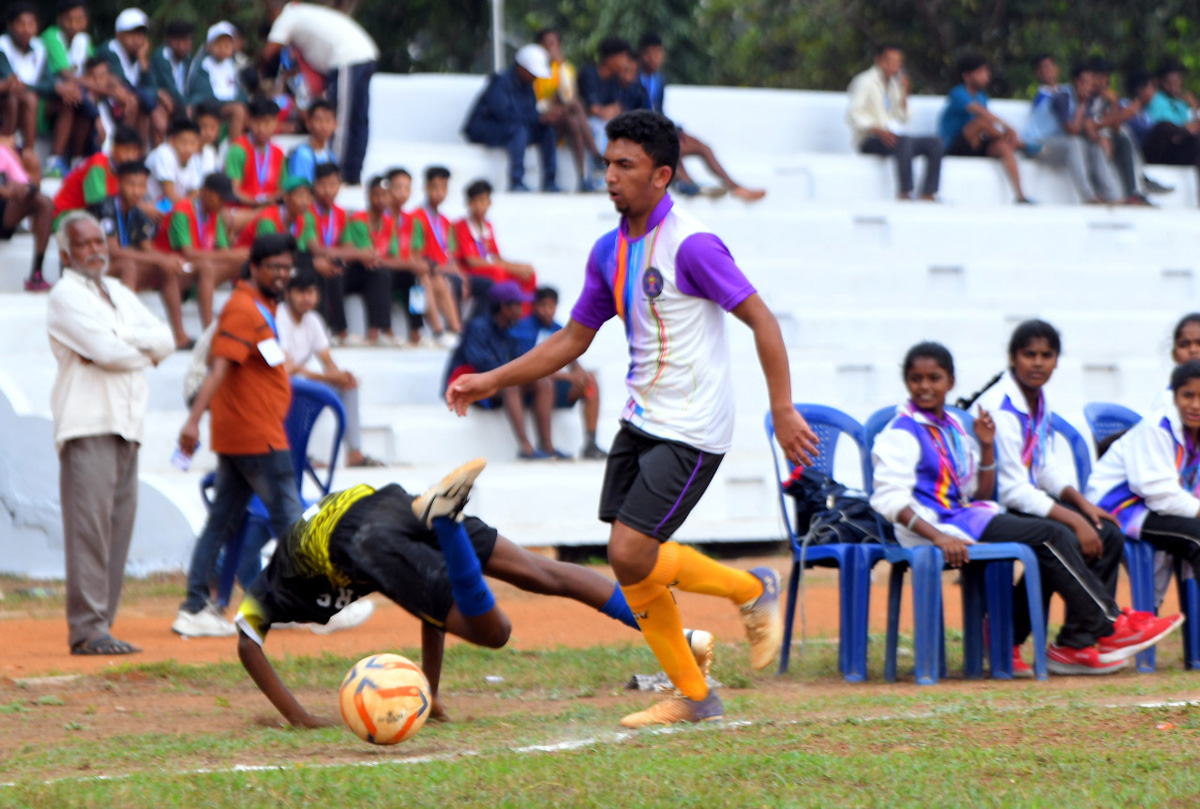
[
  {"xmin": 1012, "ymin": 645, "xmax": 1034, "ymax": 679},
  {"xmin": 24, "ymin": 274, "xmax": 50, "ymax": 292},
  {"xmin": 1047, "ymin": 644, "xmax": 1127, "ymax": 675},
  {"xmin": 1096, "ymin": 611, "xmax": 1184, "ymax": 664}
]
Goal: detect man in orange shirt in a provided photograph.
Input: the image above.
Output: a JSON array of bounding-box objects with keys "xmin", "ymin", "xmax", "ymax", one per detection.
[{"xmin": 173, "ymin": 232, "xmax": 301, "ymax": 638}]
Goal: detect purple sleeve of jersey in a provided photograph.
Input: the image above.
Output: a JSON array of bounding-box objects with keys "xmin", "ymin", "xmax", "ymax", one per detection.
[
  {"xmin": 569, "ymin": 243, "xmax": 617, "ymax": 329},
  {"xmin": 675, "ymin": 233, "xmax": 756, "ymax": 312}
]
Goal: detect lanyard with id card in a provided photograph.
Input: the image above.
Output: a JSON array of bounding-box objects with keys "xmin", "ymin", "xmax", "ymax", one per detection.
[{"xmin": 254, "ymin": 300, "xmax": 286, "ymax": 367}]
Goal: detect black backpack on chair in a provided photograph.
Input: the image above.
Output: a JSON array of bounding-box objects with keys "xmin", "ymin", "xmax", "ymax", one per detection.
[{"xmin": 782, "ymin": 467, "xmax": 893, "ymax": 545}]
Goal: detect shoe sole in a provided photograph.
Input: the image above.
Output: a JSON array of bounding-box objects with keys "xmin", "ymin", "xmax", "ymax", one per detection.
[
  {"xmin": 1096, "ymin": 614, "xmax": 1186, "ymax": 664},
  {"xmin": 171, "ymin": 622, "xmax": 236, "ymax": 638},
  {"xmin": 1047, "ymin": 658, "xmax": 1127, "ymax": 676},
  {"xmin": 743, "ymin": 568, "xmax": 783, "ymax": 671},
  {"xmin": 686, "ymin": 629, "xmax": 715, "ymax": 679},
  {"xmin": 412, "ymin": 458, "xmax": 488, "ymax": 525},
  {"xmin": 1011, "ymin": 668, "xmax": 1035, "ymax": 680}
]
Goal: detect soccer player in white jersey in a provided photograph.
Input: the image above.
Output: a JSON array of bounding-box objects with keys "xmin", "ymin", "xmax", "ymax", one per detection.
[{"xmin": 447, "ymin": 110, "xmax": 818, "ymax": 727}]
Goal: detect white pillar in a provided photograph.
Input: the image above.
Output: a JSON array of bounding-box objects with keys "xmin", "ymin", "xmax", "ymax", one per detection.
[{"xmin": 491, "ymin": 0, "xmax": 505, "ymax": 73}]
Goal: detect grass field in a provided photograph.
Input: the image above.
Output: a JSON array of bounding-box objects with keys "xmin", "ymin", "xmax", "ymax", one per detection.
[{"xmin": 4, "ymin": 631, "xmax": 1200, "ymax": 808}]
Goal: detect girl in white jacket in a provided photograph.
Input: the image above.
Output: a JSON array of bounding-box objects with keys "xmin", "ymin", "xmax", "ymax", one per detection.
[
  {"xmin": 871, "ymin": 342, "xmax": 1178, "ymax": 675},
  {"xmin": 1088, "ymin": 361, "xmax": 1200, "ymax": 587}
]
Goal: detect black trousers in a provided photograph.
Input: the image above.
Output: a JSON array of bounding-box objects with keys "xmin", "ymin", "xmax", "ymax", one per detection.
[
  {"xmin": 390, "ymin": 271, "xmax": 425, "ymax": 335},
  {"xmin": 323, "ymin": 261, "xmax": 392, "ymax": 335},
  {"xmin": 1142, "ymin": 122, "xmax": 1200, "ymax": 166},
  {"xmin": 979, "ymin": 510, "xmax": 1122, "ymax": 649},
  {"xmin": 860, "ymin": 135, "xmax": 943, "ymax": 196},
  {"xmin": 1140, "ymin": 513, "xmax": 1200, "ymax": 571}
]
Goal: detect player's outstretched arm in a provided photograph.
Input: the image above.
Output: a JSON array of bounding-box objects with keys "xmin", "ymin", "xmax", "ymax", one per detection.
[
  {"xmin": 237, "ymin": 630, "xmax": 336, "ymax": 729},
  {"xmin": 732, "ymin": 293, "xmax": 819, "ymax": 468},
  {"xmin": 446, "ymin": 320, "xmax": 598, "ymax": 415},
  {"xmin": 420, "ymin": 622, "xmax": 451, "ymax": 722}
]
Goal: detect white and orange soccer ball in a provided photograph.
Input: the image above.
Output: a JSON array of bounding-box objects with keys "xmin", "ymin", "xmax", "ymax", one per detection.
[{"xmin": 339, "ymin": 653, "xmax": 432, "ymax": 745}]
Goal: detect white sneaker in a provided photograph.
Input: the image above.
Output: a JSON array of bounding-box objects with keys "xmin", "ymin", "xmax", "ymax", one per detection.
[
  {"xmin": 342, "ymin": 333, "xmax": 366, "ymax": 347},
  {"xmin": 411, "ymin": 458, "xmax": 487, "ymax": 527},
  {"xmin": 172, "ymin": 605, "xmax": 236, "ymax": 637},
  {"xmin": 310, "ymin": 599, "xmax": 376, "ymax": 634},
  {"xmin": 435, "ymin": 332, "xmax": 459, "ymax": 349},
  {"xmin": 416, "ymin": 335, "xmax": 439, "ymax": 349}
]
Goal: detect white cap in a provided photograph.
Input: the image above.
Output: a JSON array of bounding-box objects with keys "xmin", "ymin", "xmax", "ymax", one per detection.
[
  {"xmin": 515, "ymin": 44, "xmax": 552, "ymax": 80},
  {"xmin": 114, "ymin": 9, "xmax": 149, "ymax": 33},
  {"xmin": 206, "ymin": 21, "xmax": 237, "ymax": 45}
]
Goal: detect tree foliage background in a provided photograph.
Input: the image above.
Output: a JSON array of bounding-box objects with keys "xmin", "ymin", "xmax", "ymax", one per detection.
[{"xmin": 22, "ymin": 0, "xmax": 1200, "ymax": 98}]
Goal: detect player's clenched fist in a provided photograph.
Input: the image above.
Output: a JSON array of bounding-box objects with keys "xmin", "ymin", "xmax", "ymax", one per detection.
[{"xmin": 446, "ymin": 373, "xmax": 499, "ymax": 416}]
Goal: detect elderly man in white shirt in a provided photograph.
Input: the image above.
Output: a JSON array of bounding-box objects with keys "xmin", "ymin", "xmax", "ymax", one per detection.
[
  {"xmin": 846, "ymin": 44, "xmax": 943, "ymax": 200},
  {"xmin": 47, "ymin": 210, "xmax": 174, "ymax": 656},
  {"xmin": 259, "ymin": 0, "xmax": 379, "ymax": 186}
]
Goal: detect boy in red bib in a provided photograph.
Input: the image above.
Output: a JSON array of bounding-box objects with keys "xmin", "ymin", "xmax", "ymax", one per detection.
[
  {"xmin": 226, "ymin": 97, "xmax": 287, "ymax": 205},
  {"xmin": 51, "ymin": 126, "xmax": 143, "ymax": 226},
  {"xmin": 453, "ymin": 179, "xmax": 537, "ymax": 312},
  {"xmin": 308, "ymin": 163, "xmax": 378, "ymax": 344},
  {"xmin": 410, "ymin": 165, "xmax": 464, "ymax": 342}
]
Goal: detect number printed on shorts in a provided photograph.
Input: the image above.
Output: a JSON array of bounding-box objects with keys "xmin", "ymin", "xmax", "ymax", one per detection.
[{"xmin": 317, "ymin": 587, "xmax": 355, "ymax": 611}]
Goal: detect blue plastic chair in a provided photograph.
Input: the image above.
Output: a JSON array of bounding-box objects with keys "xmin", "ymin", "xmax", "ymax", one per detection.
[
  {"xmin": 767, "ymin": 405, "xmax": 884, "ymax": 682},
  {"xmin": 1080, "ymin": 403, "xmax": 1198, "ymax": 671},
  {"xmin": 864, "ymin": 404, "xmax": 1049, "ymax": 683},
  {"xmin": 202, "ymin": 378, "xmax": 347, "ymax": 606}
]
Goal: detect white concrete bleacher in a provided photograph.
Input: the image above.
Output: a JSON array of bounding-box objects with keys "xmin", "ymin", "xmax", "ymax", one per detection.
[{"xmin": 2, "ymin": 75, "xmax": 1200, "ymax": 577}]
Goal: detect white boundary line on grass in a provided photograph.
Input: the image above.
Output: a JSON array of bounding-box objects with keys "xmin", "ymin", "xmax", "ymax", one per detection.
[{"xmin": 2, "ymin": 700, "xmax": 1195, "ymax": 790}]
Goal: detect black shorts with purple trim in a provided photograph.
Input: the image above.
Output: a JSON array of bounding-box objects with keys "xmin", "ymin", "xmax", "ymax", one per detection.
[{"xmin": 598, "ymin": 421, "xmax": 724, "ymax": 541}]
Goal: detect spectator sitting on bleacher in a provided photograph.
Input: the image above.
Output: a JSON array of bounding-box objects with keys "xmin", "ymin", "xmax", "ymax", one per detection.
[
  {"xmin": 150, "ymin": 20, "xmax": 194, "ymax": 120},
  {"xmin": 40, "ymin": 0, "xmax": 102, "ymax": 169},
  {"xmin": 939, "ymin": 53, "xmax": 1031, "ymax": 204},
  {"xmin": 1088, "ymin": 58, "xmax": 1159, "ymax": 206},
  {"xmin": 51, "ymin": 123, "xmax": 142, "ymax": 227},
  {"xmin": 79, "ymin": 55, "xmax": 120, "ymax": 145},
  {"xmin": 331, "ymin": 175, "xmax": 399, "ymax": 346},
  {"xmin": 1117, "ymin": 70, "xmax": 1176, "ymax": 198},
  {"xmin": 453, "ymin": 179, "xmax": 536, "ymax": 311},
  {"xmin": 98, "ymin": 9, "xmax": 166, "ymax": 148},
  {"xmin": 225, "ymin": 97, "xmax": 285, "ymax": 205},
  {"xmin": 185, "ymin": 22, "xmax": 247, "ymax": 143},
  {"xmin": 511, "ymin": 287, "xmax": 607, "ymax": 460},
  {"xmin": 533, "ymin": 29, "xmax": 602, "ymax": 193},
  {"xmin": 278, "ymin": 268, "xmax": 381, "ymax": 466},
  {"xmin": 1142, "ymin": 62, "xmax": 1200, "ymax": 172},
  {"xmin": 145, "ymin": 116, "xmax": 202, "ymax": 209},
  {"xmin": 155, "ymin": 172, "xmax": 247, "ymax": 330},
  {"xmin": 286, "ymin": 98, "xmax": 336, "ymax": 185},
  {"xmin": 237, "ymin": 175, "xmax": 318, "ymax": 249},
  {"xmin": 91, "ymin": 160, "xmax": 200, "ymax": 349},
  {"xmin": 0, "ymin": 134, "xmax": 54, "ymax": 291},
  {"xmin": 870, "ymin": 341, "xmax": 1179, "ymax": 675},
  {"xmin": 411, "ymin": 165, "xmax": 465, "ymax": 344},
  {"xmin": 1022, "ymin": 62, "xmax": 1121, "ymax": 205},
  {"xmin": 1, "ymin": 2, "xmax": 81, "ymax": 178},
  {"xmin": 386, "ymin": 166, "xmax": 448, "ymax": 347},
  {"xmin": 444, "ymin": 280, "xmax": 565, "ymax": 460},
  {"xmin": 636, "ymin": 34, "xmax": 766, "ymax": 201},
  {"xmin": 579, "ymin": 37, "xmax": 631, "ymax": 186},
  {"xmin": 847, "ymin": 43, "xmax": 943, "ymax": 201},
  {"xmin": 174, "ymin": 232, "xmax": 302, "ymax": 638},
  {"xmin": 463, "ymin": 43, "xmax": 559, "ymax": 193},
  {"xmin": 194, "ymin": 99, "xmax": 224, "ymax": 176}
]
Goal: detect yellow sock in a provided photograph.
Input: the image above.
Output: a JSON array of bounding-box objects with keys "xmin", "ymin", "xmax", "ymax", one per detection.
[
  {"xmin": 621, "ymin": 549, "xmax": 707, "ymax": 701},
  {"xmin": 667, "ymin": 542, "xmax": 763, "ymax": 605}
]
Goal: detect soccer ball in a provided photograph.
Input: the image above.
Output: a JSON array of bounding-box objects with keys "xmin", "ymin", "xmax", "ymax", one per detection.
[{"xmin": 339, "ymin": 653, "xmax": 432, "ymax": 745}]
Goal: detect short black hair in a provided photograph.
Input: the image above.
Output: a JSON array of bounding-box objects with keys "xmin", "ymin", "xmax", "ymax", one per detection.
[
  {"xmin": 1171, "ymin": 360, "xmax": 1200, "ymax": 391},
  {"xmin": 367, "ymin": 175, "xmax": 386, "ymax": 191},
  {"xmin": 112, "ymin": 124, "xmax": 142, "ymax": 146},
  {"xmin": 1008, "ymin": 319, "xmax": 1061, "ymax": 359},
  {"xmin": 1069, "ymin": 62, "xmax": 1091, "ymax": 81},
  {"xmin": 115, "ymin": 160, "xmax": 150, "ymax": 178},
  {"xmin": 1127, "ymin": 69, "xmax": 1153, "ymax": 95},
  {"xmin": 56, "ymin": 0, "xmax": 86, "ymax": 17},
  {"xmin": 1173, "ymin": 313, "xmax": 1200, "ymax": 345},
  {"xmin": 1030, "ymin": 53, "xmax": 1054, "ymax": 71},
  {"xmin": 466, "ymin": 179, "xmax": 492, "ymax": 200},
  {"xmin": 956, "ymin": 53, "xmax": 988, "ymax": 79},
  {"xmin": 287, "ymin": 268, "xmax": 320, "ymax": 291},
  {"xmin": 535, "ymin": 287, "xmax": 558, "ymax": 303},
  {"xmin": 639, "ymin": 32, "xmax": 663, "ymax": 51},
  {"xmin": 425, "ymin": 165, "xmax": 450, "ymax": 183},
  {"xmin": 308, "ymin": 98, "xmax": 335, "ymax": 117},
  {"xmin": 314, "ymin": 162, "xmax": 341, "ymax": 181},
  {"xmin": 534, "ymin": 28, "xmax": 558, "ymax": 46},
  {"xmin": 164, "ymin": 19, "xmax": 194, "ymax": 38},
  {"xmin": 1158, "ymin": 60, "xmax": 1184, "ymax": 79},
  {"xmin": 903, "ymin": 341, "xmax": 955, "ymax": 379},
  {"xmin": 1085, "ymin": 56, "xmax": 1113, "ymax": 74},
  {"xmin": 248, "ymin": 96, "xmax": 280, "ymax": 119},
  {"xmin": 84, "ymin": 55, "xmax": 108, "ymax": 72},
  {"xmin": 250, "ymin": 232, "xmax": 297, "ymax": 265},
  {"xmin": 386, "ymin": 166, "xmax": 411, "ymax": 181},
  {"xmin": 875, "ymin": 42, "xmax": 902, "ymax": 56},
  {"xmin": 598, "ymin": 36, "xmax": 632, "ymax": 61},
  {"xmin": 605, "ymin": 110, "xmax": 680, "ymax": 180},
  {"xmin": 194, "ymin": 99, "xmax": 223, "ymax": 121},
  {"xmin": 7, "ymin": 3, "xmax": 36, "ymax": 25},
  {"xmin": 167, "ymin": 117, "xmax": 200, "ymax": 137}
]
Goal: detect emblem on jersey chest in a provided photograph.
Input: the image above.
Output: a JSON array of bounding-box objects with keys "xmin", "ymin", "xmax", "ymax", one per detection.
[{"xmin": 642, "ymin": 267, "xmax": 664, "ymax": 299}]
